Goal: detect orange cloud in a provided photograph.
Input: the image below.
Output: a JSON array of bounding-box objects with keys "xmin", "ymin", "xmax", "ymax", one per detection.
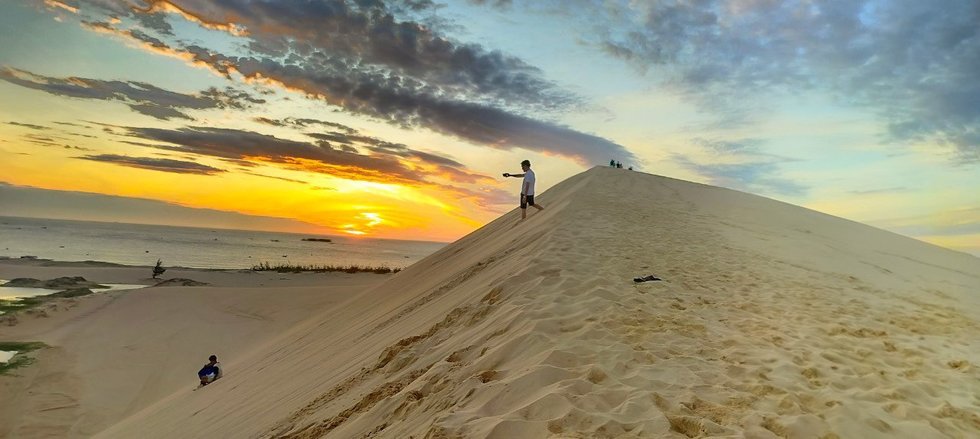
[
  {"xmin": 137, "ymin": 1, "xmax": 248, "ymax": 36},
  {"xmin": 43, "ymin": 0, "xmax": 78, "ymax": 14}
]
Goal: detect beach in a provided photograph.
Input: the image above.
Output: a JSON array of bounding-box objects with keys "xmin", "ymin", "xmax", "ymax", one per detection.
[
  {"xmin": 0, "ymin": 259, "xmax": 390, "ymax": 438},
  {"xmin": 2, "ymin": 167, "xmax": 979, "ymax": 438}
]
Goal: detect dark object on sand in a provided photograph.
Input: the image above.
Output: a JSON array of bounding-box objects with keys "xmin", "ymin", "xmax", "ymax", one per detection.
[
  {"xmin": 3, "ymin": 277, "xmax": 51, "ymax": 288},
  {"xmin": 152, "ymin": 259, "xmax": 167, "ymax": 279},
  {"xmin": 49, "ymin": 288, "xmax": 95, "ymax": 298},
  {"xmin": 301, "ymin": 238, "xmax": 332, "ymax": 243},
  {"xmin": 3, "ymin": 276, "xmax": 107, "ymax": 290},
  {"xmin": 633, "ymin": 275, "xmax": 662, "ymax": 283},
  {"xmin": 154, "ymin": 278, "xmax": 209, "ymax": 287}
]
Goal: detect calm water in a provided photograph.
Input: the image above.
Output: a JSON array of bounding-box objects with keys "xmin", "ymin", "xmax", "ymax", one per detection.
[
  {"xmin": 0, "ymin": 217, "xmax": 445, "ymax": 270},
  {"xmin": 0, "ymin": 281, "xmax": 149, "ymax": 300}
]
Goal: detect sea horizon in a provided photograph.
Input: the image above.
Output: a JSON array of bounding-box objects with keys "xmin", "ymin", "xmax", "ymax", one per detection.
[
  {"xmin": 0, "ymin": 215, "xmax": 449, "ymax": 245},
  {"xmin": 0, "ymin": 216, "xmax": 446, "ymax": 270}
]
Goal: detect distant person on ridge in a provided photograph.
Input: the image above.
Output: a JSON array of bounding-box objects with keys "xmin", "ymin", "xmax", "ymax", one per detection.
[
  {"xmin": 502, "ymin": 159, "xmax": 544, "ymax": 221},
  {"xmin": 198, "ymin": 354, "xmax": 221, "ymax": 386}
]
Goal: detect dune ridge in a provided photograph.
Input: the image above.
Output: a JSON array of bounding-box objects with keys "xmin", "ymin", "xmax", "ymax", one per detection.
[{"xmin": 98, "ymin": 167, "xmax": 980, "ymax": 438}]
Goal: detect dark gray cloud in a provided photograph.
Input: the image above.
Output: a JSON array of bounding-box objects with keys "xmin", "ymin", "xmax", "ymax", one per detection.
[
  {"xmin": 255, "ymin": 115, "xmax": 493, "ymax": 182},
  {"xmin": 389, "ymin": 0, "xmax": 440, "ymax": 12},
  {"xmin": 240, "ymin": 171, "xmax": 309, "ymax": 184},
  {"xmin": 117, "ymin": 123, "xmax": 503, "ymax": 191},
  {"xmin": 280, "ymin": 120, "xmax": 498, "ymax": 183},
  {"xmin": 160, "ymin": 0, "xmax": 575, "ymax": 111},
  {"xmin": 360, "ymin": 140, "xmax": 494, "ymax": 184},
  {"xmin": 20, "ymin": 133, "xmax": 93, "ymax": 151},
  {"xmin": 199, "ymin": 85, "xmax": 266, "ymax": 108},
  {"xmin": 305, "ymin": 132, "xmax": 366, "ymax": 148},
  {"xmin": 302, "ymin": 131, "xmax": 464, "ymax": 167},
  {"xmin": 84, "ymin": 116, "xmax": 492, "ymax": 186},
  {"xmin": 225, "ymin": 52, "xmax": 631, "ymax": 164},
  {"xmin": 481, "ymin": 0, "xmax": 979, "ymax": 163},
  {"xmin": 220, "ymin": 157, "xmax": 259, "ymax": 168},
  {"xmin": 78, "ymin": 154, "xmax": 225, "ymax": 175},
  {"xmin": 53, "ymin": 121, "xmax": 93, "ymax": 129},
  {"xmin": 66, "ymin": 131, "xmax": 97, "ymax": 139},
  {"xmin": 254, "ymin": 117, "xmax": 358, "ymax": 134},
  {"xmin": 23, "ymin": 134, "xmax": 59, "ymax": 143},
  {"xmin": 7, "ymin": 121, "xmax": 49, "ymax": 130},
  {"xmin": 121, "ymin": 125, "xmax": 427, "ymax": 183},
  {"xmin": 362, "ymin": 141, "xmax": 463, "ymax": 168},
  {"xmin": 61, "ymin": 0, "xmax": 635, "ymax": 165},
  {"xmin": 119, "ymin": 139, "xmax": 180, "ymax": 150},
  {"xmin": 127, "ymin": 27, "xmax": 174, "ymax": 51},
  {"xmin": 115, "ymin": 124, "xmax": 509, "ymax": 205},
  {"xmin": 24, "ymin": 141, "xmax": 92, "ymax": 151},
  {"xmin": 0, "ymin": 67, "xmax": 265, "ymax": 120},
  {"xmin": 134, "ymin": 11, "xmax": 174, "ymax": 36}
]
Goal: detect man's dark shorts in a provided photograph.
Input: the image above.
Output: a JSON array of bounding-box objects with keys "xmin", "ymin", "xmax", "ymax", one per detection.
[{"xmin": 520, "ymin": 194, "xmax": 535, "ymax": 209}]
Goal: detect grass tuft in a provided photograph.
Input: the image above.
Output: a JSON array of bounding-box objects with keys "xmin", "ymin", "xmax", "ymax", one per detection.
[
  {"xmin": 0, "ymin": 297, "xmax": 43, "ymax": 314},
  {"xmin": 250, "ymin": 262, "xmax": 401, "ymax": 274},
  {"xmin": 0, "ymin": 341, "xmax": 46, "ymax": 374}
]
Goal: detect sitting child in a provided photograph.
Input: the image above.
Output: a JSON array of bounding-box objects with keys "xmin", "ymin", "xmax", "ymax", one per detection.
[{"xmin": 197, "ymin": 354, "xmax": 221, "ymax": 386}]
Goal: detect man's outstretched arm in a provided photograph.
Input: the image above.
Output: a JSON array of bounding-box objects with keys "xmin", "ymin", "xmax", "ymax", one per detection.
[{"xmin": 502, "ymin": 172, "xmax": 525, "ymax": 177}]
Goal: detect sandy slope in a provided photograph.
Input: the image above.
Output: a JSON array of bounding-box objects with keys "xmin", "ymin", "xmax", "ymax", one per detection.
[
  {"xmin": 0, "ymin": 263, "xmax": 388, "ymax": 438},
  {"xmin": 74, "ymin": 167, "xmax": 980, "ymax": 437}
]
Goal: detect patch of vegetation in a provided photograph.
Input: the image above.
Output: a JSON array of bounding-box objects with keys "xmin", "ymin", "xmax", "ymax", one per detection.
[
  {"xmin": 251, "ymin": 262, "xmax": 401, "ymax": 274},
  {"xmin": 301, "ymin": 238, "xmax": 332, "ymax": 242},
  {"xmin": 0, "ymin": 341, "xmax": 46, "ymax": 374},
  {"xmin": 0, "ymin": 297, "xmax": 43, "ymax": 314},
  {"xmin": 153, "ymin": 259, "xmax": 167, "ymax": 279},
  {"xmin": 3, "ymin": 276, "xmax": 106, "ymax": 289},
  {"xmin": 49, "ymin": 288, "xmax": 95, "ymax": 299}
]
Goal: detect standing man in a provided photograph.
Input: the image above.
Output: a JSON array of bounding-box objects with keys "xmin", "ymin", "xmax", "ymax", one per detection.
[{"xmin": 503, "ymin": 159, "xmax": 544, "ymax": 221}]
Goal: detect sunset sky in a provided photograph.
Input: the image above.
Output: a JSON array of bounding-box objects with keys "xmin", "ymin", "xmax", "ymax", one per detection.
[{"xmin": 0, "ymin": 0, "xmax": 977, "ymax": 254}]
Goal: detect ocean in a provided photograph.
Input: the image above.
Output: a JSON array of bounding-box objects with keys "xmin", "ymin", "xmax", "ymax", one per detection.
[{"xmin": 0, "ymin": 216, "xmax": 446, "ymax": 270}]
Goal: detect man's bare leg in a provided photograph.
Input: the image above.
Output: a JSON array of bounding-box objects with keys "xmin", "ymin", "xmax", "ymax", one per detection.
[
  {"xmin": 532, "ymin": 204, "xmax": 544, "ymax": 211},
  {"xmin": 521, "ymin": 208, "xmax": 527, "ymax": 220}
]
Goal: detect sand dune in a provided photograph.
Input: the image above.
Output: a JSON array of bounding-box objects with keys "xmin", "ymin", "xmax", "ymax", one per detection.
[
  {"xmin": 10, "ymin": 166, "xmax": 980, "ymax": 438},
  {"xmin": 0, "ymin": 265, "xmax": 388, "ymax": 438},
  {"xmin": 93, "ymin": 167, "xmax": 980, "ymax": 438}
]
